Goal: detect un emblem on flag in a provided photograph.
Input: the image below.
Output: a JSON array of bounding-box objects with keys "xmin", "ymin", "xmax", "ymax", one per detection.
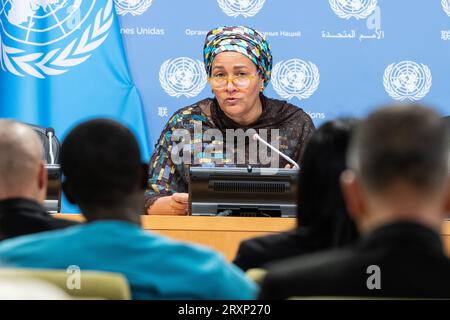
[
  {"xmin": 114, "ymin": 0, "xmax": 153, "ymax": 16},
  {"xmin": 159, "ymin": 57, "xmax": 207, "ymax": 98},
  {"xmin": 329, "ymin": 0, "xmax": 377, "ymax": 20},
  {"xmin": 0, "ymin": 0, "xmax": 114, "ymax": 78},
  {"xmin": 442, "ymin": 0, "xmax": 450, "ymax": 16},
  {"xmin": 271, "ymin": 59, "xmax": 320, "ymax": 101},
  {"xmin": 383, "ymin": 61, "xmax": 432, "ymax": 102},
  {"xmin": 217, "ymin": 0, "xmax": 265, "ymax": 18}
]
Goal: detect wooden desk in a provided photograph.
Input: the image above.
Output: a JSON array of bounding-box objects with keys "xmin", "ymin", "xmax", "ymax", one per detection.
[
  {"xmin": 55, "ymin": 214, "xmax": 450, "ymax": 261},
  {"xmin": 143, "ymin": 216, "xmax": 296, "ymax": 261}
]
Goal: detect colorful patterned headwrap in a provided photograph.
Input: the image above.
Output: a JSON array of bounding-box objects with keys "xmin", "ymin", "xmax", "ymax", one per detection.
[{"xmin": 203, "ymin": 26, "xmax": 273, "ymax": 89}]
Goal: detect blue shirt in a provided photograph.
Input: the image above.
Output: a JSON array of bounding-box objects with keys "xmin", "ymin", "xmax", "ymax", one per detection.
[{"xmin": 0, "ymin": 220, "xmax": 257, "ymax": 299}]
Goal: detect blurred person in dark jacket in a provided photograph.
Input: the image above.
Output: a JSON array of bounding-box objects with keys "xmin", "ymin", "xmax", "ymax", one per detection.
[
  {"xmin": 260, "ymin": 105, "xmax": 450, "ymax": 299},
  {"xmin": 234, "ymin": 119, "xmax": 359, "ymax": 271},
  {"xmin": 0, "ymin": 120, "xmax": 77, "ymax": 241}
]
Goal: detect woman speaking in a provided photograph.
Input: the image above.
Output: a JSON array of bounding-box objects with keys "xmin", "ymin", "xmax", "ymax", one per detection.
[{"xmin": 145, "ymin": 26, "xmax": 314, "ymax": 215}]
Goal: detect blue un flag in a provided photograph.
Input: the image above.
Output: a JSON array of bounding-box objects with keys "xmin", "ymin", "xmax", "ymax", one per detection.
[{"xmin": 0, "ymin": 0, "xmax": 149, "ymax": 212}]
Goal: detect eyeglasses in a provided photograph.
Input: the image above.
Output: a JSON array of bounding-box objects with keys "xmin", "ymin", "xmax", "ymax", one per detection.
[{"xmin": 208, "ymin": 73, "xmax": 259, "ymax": 89}]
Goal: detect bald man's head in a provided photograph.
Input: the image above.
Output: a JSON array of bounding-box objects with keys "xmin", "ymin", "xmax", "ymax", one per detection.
[{"xmin": 0, "ymin": 120, "xmax": 47, "ymax": 202}]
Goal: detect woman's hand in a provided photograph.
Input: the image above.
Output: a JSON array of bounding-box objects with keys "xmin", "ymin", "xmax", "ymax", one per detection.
[
  {"xmin": 169, "ymin": 193, "xmax": 189, "ymax": 215},
  {"xmin": 147, "ymin": 193, "xmax": 189, "ymax": 215}
]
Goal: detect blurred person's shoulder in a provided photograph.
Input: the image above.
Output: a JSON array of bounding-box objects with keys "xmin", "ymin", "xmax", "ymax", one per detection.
[
  {"xmin": 129, "ymin": 226, "xmax": 257, "ymax": 299},
  {"xmin": 234, "ymin": 230, "xmax": 312, "ymax": 270},
  {"xmin": 259, "ymin": 246, "xmax": 357, "ymax": 299},
  {"xmin": 0, "ymin": 222, "xmax": 87, "ymax": 259}
]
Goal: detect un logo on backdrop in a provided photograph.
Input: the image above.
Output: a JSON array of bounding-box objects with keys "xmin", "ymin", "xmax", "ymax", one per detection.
[
  {"xmin": 383, "ymin": 61, "xmax": 432, "ymax": 101},
  {"xmin": 159, "ymin": 57, "xmax": 207, "ymax": 98},
  {"xmin": 329, "ymin": 0, "xmax": 377, "ymax": 20},
  {"xmin": 0, "ymin": 0, "xmax": 114, "ymax": 78},
  {"xmin": 217, "ymin": 0, "xmax": 265, "ymax": 18},
  {"xmin": 271, "ymin": 59, "xmax": 320, "ymax": 100},
  {"xmin": 114, "ymin": 0, "xmax": 153, "ymax": 16},
  {"xmin": 442, "ymin": 0, "xmax": 450, "ymax": 16}
]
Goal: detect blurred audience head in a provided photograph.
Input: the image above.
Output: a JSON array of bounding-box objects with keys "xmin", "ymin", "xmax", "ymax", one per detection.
[
  {"xmin": 343, "ymin": 104, "xmax": 450, "ymax": 233},
  {"xmin": 60, "ymin": 119, "xmax": 147, "ymax": 221},
  {"xmin": 298, "ymin": 118, "xmax": 359, "ymax": 246},
  {"xmin": 0, "ymin": 120, "xmax": 47, "ymax": 203}
]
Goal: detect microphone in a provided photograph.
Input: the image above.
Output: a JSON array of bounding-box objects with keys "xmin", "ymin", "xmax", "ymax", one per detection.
[
  {"xmin": 45, "ymin": 127, "xmax": 55, "ymax": 165},
  {"xmin": 252, "ymin": 133, "xmax": 300, "ymax": 169}
]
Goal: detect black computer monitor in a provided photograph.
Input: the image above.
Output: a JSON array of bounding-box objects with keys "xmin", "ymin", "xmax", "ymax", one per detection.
[
  {"xmin": 189, "ymin": 167, "xmax": 299, "ymax": 217},
  {"xmin": 44, "ymin": 164, "xmax": 62, "ymax": 213}
]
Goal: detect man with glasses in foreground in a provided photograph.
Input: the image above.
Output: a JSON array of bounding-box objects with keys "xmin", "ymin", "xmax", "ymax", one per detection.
[{"xmin": 145, "ymin": 25, "xmax": 315, "ymax": 215}]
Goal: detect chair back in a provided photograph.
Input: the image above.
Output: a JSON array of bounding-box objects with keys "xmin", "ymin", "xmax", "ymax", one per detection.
[
  {"xmin": 246, "ymin": 268, "xmax": 267, "ymax": 285},
  {"xmin": 0, "ymin": 268, "xmax": 131, "ymax": 300}
]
